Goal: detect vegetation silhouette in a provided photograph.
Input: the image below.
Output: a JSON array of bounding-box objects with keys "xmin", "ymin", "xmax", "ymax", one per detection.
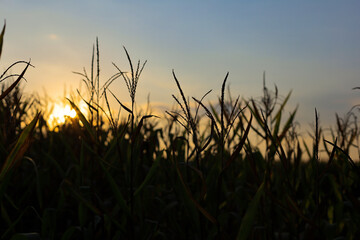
[{"xmin": 1, "ymin": 23, "xmax": 360, "ymax": 239}]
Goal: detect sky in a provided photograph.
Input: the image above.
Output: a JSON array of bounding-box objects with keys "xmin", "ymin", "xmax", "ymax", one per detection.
[{"xmin": 1, "ymin": 0, "xmax": 360, "ymax": 130}]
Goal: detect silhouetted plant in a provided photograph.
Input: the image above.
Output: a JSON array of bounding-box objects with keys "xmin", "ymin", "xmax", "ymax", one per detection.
[{"xmin": 1, "ymin": 28, "xmax": 360, "ymax": 239}]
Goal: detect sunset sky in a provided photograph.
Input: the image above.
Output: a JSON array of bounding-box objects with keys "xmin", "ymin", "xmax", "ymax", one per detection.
[{"xmin": 1, "ymin": 0, "xmax": 360, "ymax": 129}]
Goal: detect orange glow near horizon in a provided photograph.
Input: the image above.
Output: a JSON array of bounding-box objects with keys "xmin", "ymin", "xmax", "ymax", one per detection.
[
  {"xmin": 47, "ymin": 101, "xmax": 88, "ymax": 129},
  {"xmin": 48, "ymin": 104, "xmax": 76, "ymax": 128}
]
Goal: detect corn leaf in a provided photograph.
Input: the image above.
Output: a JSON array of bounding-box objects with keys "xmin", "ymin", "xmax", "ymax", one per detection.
[
  {"xmin": 61, "ymin": 227, "xmax": 79, "ymax": 240},
  {"xmin": 43, "ymin": 151, "xmax": 65, "ymax": 178},
  {"xmin": 175, "ymin": 159, "xmax": 217, "ymax": 225},
  {"xmin": 0, "ymin": 61, "xmax": 30, "ymax": 100},
  {"xmin": 99, "ymin": 161, "xmax": 130, "ymax": 215},
  {"xmin": 67, "ymin": 98, "xmax": 96, "ymax": 142},
  {"xmin": 278, "ymin": 106, "xmax": 298, "ymax": 141},
  {"xmin": 64, "ymin": 180, "xmax": 102, "ymax": 216},
  {"xmin": 272, "ymin": 110, "xmax": 281, "ymax": 138},
  {"xmin": 324, "ymin": 139, "xmax": 360, "ymax": 176},
  {"xmin": 134, "ymin": 153, "xmax": 160, "ymax": 197},
  {"xmin": 209, "ymin": 103, "xmax": 221, "ymax": 125},
  {"xmin": 0, "ymin": 112, "xmax": 39, "ymax": 182},
  {"xmin": 0, "ymin": 21, "xmax": 5, "ymax": 60},
  {"xmin": 303, "ymin": 140, "xmax": 312, "ymax": 160},
  {"xmin": 109, "ymin": 90, "xmax": 133, "ymax": 114},
  {"xmin": 249, "ymin": 99, "xmax": 265, "ymax": 131},
  {"xmin": 285, "ymin": 195, "xmax": 315, "ymax": 225},
  {"xmin": 1, "ymin": 202, "xmax": 13, "ymax": 233},
  {"xmin": 1, "ymin": 206, "xmax": 38, "ymax": 239},
  {"xmin": 131, "ymin": 115, "xmax": 156, "ymax": 142},
  {"xmin": 236, "ymin": 182, "xmax": 264, "ymax": 240},
  {"xmin": 25, "ymin": 157, "xmax": 43, "ymax": 209},
  {"xmin": 272, "ymin": 90, "xmax": 292, "ymax": 124},
  {"xmin": 224, "ymin": 114, "xmax": 252, "ymax": 171}
]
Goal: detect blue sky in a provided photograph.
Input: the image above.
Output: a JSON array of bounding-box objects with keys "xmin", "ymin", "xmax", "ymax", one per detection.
[{"xmin": 1, "ymin": 0, "xmax": 360, "ymax": 128}]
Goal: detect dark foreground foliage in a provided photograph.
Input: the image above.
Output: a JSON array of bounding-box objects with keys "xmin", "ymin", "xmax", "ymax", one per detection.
[{"xmin": 1, "ymin": 25, "xmax": 360, "ymax": 239}]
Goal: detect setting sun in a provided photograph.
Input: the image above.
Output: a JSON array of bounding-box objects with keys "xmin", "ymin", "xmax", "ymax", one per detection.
[{"xmin": 48, "ymin": 104, "xmax": 77, "ymax": 128}]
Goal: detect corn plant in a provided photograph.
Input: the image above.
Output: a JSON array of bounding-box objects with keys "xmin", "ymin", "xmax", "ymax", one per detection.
[
  {"xmin": 0, "ymin": 29, "xmax": 359, "ymax": 239},
  {"xmin": 0, "ymin": 22, "xmax": 40, "ymax": 239}
]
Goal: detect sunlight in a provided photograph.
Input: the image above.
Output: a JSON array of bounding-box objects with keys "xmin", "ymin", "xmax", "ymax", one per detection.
[
  {"xmin": 48, "ymin": 104, "xmax": 76, "ymax": 128},
  {"xmin": 47, "ymin": 100, "xmax": 89, "ymax": 129}
]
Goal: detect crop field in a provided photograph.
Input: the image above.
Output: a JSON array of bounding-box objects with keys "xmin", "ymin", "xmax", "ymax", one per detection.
[{"xmin": 1, "ymin": 23, "xmax": 360, "ymax": 239}]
